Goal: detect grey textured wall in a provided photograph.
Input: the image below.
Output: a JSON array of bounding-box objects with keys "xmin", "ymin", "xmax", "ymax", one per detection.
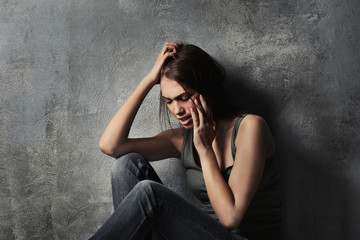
[{"xmin": 1, "ymin": 0, "xmax": 359, "ymax": 239}]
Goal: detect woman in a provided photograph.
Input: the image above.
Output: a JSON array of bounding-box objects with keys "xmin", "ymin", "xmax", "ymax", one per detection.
[{"xmin": 90, "ymin": 42, "xmax": 281, "ymax": 240}]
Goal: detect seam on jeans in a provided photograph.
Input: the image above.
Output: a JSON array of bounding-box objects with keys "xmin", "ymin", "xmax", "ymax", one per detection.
[{"xmin": 129, "ymin": 216, "xmax": 149, "ymax": 240}]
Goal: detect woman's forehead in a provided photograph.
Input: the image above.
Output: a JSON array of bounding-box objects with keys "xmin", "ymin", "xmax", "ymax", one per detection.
[{"xmin": 160, "ymin": 77, "xmax": 193, "ymax": 97}]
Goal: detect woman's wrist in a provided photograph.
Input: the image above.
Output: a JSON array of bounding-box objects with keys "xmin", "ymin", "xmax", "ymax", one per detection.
[
  {"xmin": 197, "ymin": 146, "xmax": 215, "ymax": 160},
  {"xmin": 140, "ymin": 75, "xmax": 157, "ymax": 90},
  {"xmin": 143, "ymin": 73, "xmax": 159, "ymax": 86}
]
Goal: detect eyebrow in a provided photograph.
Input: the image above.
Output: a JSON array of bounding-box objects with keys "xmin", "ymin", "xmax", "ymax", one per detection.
[{"xmin": 162, "ymin": 92, "xmax": 190, "ymax": 101}]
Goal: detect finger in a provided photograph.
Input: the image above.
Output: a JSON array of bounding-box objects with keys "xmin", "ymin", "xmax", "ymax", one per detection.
[
  {"xmin": 162, "ymin": 51, "xmax": 176, "ymax": 61},
  {"xmin": 165, "ymin": 42, "xmax": 178, "ymax": 48},
  {"xmin": 164, "ymin": 51, "xmax": 176, "ymax": 57},
  {"xmin": 194, "ymin": 98, "xmax": 207, "ymax": 123},
  {"xmin": 164, "ymin": 46, "xmax": 176, "ymax": 54},
  {"xmin": 196, "ymin": 96, "xmax": 214, "ymax": 128},
  {"xmin": 199, "ymin": 95, "xmax": 212, "ymax": 121},
  {"xmin": 196, "ymin": 104, "xmax": 205, "ymax": 128},
  {"xmin": 194, "ymin": 98, "xmax": 203, "ymax": 112},
  {"xmin": 162, "ymin": 42, "xmax": 178, "ymax": 55},
  {"xmin": 190, "ymin": 107, "xmax": 199, "ymax": 128},
  {"xmin": 161, "ymin": 47, "xmax": 177, "ymax": 61},
  {"xmin": 165, "ymin": 42, "xmax": 178, "ymax": 53}
]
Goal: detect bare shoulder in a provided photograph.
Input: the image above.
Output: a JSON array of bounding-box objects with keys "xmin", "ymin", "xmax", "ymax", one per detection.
[
  {"xmin": 236, "ymin": 114, "xmax": 275, "ymax": 158},
  {"xmin": 155, "ymin": 127, "xmax": 186, "ymax": 152},
  {"xmin": 239, "ymin": 114, "xmax": 267, "ymax": 129}
]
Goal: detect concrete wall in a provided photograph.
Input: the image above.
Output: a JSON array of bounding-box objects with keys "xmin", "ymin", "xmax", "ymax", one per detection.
[{"xmin": 1, "ymin": 0, "xmax": 359, "ymax": 239}]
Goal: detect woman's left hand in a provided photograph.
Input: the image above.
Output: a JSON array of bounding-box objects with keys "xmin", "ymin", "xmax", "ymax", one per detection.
[{"xmin": 190, "ymin": 95, "xmax": 217, "ymax": 152}]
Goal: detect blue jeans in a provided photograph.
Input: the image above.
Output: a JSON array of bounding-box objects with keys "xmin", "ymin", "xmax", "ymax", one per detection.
[{"xmin": 89, "ymin": 153, "xmax": 246, "ymax": 240}]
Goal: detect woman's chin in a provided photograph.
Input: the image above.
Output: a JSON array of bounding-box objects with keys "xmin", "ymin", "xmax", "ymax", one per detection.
[{"xmin": 181, "ymin": 123, "xmax": 193, "ymax": 129}]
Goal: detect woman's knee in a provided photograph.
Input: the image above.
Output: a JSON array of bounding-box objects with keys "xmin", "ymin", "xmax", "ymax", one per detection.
[
  {"xmin": 135, "ymin": 179, "xmax": 161, "ymax": 189},
  {"xmin": 110, "ymin": 152, "xmax": 147, "ymax": 178},
  {"xmin": 133, "ymin": 180, "xmax": 163, "ymax": 200}
]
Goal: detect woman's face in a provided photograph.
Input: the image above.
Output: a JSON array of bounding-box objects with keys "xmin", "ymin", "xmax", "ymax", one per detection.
[{"xmin": 160, "ymin": 77, "xmax": 199, "ymax": 129}]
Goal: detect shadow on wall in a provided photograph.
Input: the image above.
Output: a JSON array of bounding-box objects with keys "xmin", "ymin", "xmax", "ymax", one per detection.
[
  {"xmin": 224, "ymin": 69, "xmax": 354, "ymax": 239},
  {"xmin": 224, "ymin": 68, "xmax": 278, "ymax": 126}
]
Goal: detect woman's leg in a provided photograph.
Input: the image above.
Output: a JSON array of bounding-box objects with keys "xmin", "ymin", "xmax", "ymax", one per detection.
[
  {"xmin": 110, "ymin": 152, "xmax": 164, "ymax": 240},
  {"xmin": 111, "ymin": 152, "xmax": 162, "ymax": 209},
  {"xmin": 89, "ymin": 180, "xmax": 246, "ymax": 240}
]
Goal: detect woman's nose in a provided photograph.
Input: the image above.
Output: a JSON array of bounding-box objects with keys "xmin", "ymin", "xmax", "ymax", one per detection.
[{"xmin": 173, "ymin": 102, "xmax": 185, "ymax": 116}]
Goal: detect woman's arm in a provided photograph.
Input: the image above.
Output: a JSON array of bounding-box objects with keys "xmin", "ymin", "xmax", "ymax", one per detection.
[
  {"xmin": 99, "ymin": 42, "xmax": 183, "ymax": 160},
  {"xmin": 191, "ymin": 98, "xmax": 274, "ymax": 229}
]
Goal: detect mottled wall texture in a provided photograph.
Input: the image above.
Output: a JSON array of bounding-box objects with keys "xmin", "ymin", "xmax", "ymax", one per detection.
[{"xmin": 1, "ymin": 0, "xmax": 359, "ymax": 239}]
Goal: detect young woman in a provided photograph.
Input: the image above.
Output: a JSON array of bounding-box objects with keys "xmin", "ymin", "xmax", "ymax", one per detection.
[{"xmin": 90, "ymin": 42, "xmax": 281, "ymax": 240}]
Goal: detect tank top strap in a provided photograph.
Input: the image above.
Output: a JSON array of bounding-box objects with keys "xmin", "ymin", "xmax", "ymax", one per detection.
[
  {"xmin": 181, "ymin": 128, "xmax": 191, "ymax": 164},
  {"xmin": 231, "ymin": 114, "xmax": 248, "ymax": 160},
  {"xmin": 181, "ymin": 128, "xmax": 196, "ymax": 169}
]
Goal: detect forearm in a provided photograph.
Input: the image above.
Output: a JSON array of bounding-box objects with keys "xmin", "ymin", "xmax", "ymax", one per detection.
[
  {"xmin": 199, "ymin": 148, "xmax": 246, "ymax": 229},
  {"xmin": 99, "ymin": 77, "xmax": 154, "ymax": 156}
]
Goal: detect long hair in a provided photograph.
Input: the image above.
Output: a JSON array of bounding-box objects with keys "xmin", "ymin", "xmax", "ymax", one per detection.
[{"xmin": 159, "ymin": 43, "xmax": 236, "ymax": 129}]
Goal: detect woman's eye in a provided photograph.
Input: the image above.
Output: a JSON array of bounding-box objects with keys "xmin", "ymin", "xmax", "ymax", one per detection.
[{"xmin": 181, "ymin": 95, "xmax": 191, "ymax": 101}]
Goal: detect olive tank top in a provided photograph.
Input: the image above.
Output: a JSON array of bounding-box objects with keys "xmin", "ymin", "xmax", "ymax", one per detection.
[{"xmin": 180, "ymin": 114, "xmax": 282, "ymax": 240}]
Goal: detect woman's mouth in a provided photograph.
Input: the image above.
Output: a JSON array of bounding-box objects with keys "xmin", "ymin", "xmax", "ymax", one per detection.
[{"xmin": 179, "ymin": 115, "xmax": 192, "ymax": 126}]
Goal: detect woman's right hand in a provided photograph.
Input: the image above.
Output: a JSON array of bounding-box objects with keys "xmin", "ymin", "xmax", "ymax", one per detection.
[
  {"xmin": 145, "ymin": 42, "xmax": 178, "ymax": 85},
  {"xmin": 99, "ymin": 42, "xmax": 180, "ymax": 159}
]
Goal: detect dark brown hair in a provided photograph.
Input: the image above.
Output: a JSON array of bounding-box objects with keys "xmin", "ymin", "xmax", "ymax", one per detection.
[{"xmin": 159, "ymin": 43, "xmax": 236, "ymax": 128}]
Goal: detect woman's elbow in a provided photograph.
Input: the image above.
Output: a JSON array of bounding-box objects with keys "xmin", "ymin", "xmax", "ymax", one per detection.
[
  {"xmin": 219, "ymin": 215, "xmax": 242, "ymax": 230},
  {"xmin": 99, "ymin": 141, "xmax": 119, "ymax": 158}
]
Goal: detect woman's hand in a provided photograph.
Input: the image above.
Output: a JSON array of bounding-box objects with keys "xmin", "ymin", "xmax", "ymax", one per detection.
[
  {"xmin": 190, "ymin": 95, "xmax": 217, "ymax": 152},
  {"xmin": 145, "ymin": 42, "xmax": 178, "ymax": 85}
]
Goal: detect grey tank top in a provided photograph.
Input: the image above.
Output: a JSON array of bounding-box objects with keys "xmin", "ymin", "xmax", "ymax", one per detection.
[{"xmin": 180, "ymin": 114, "xmax": 282, "ymax": 240}]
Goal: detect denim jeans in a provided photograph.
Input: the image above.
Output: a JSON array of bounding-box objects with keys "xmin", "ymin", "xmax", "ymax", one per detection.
[{"xmin": 89, "ymin": 153, "xmax": 246, "ymax": 240}]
